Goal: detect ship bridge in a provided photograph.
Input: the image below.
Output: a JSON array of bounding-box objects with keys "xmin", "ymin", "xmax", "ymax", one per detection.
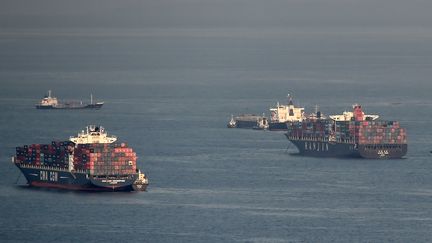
[
  {"xmin": 38, "ymin": 90, "xmax": 58, "ymax": 106},
  {"xmin": 69, "ymin": 125, "xmax": 117, "ymax": 144},
  {"xmin": 329, "ymin": 104, "xmax": 379, "ymax": 121},
  {"xmin": 270, "ymin": 94, "xmax": 305, "ymax": 123}
]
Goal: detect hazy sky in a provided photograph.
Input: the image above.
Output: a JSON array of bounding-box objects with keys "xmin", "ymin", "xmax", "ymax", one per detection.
[{"xmin": 1, "ymin": 0, "xmax": 432, "ymax": 29}]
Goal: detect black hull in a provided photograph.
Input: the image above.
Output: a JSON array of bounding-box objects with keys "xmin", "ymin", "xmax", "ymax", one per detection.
[
  {"xmin": 357, "ymin": 144, "xmax": 408, "ymax": 159},
  {"xmin": 269, "ymin": 122, "xmax": 287, "ymax": 131},
  {"xmin": 15, "ymin": 164, "xmax": 143, "ymax": 191},
  {"xmin": 286, "ymin": 135, "xmax": 407, "ymax": 159},
  {"xmin": 288, "ymin": 138, "xmax": 360, "ymax": 158},
  {"xmin": 36, "ymin": 103, "xmax": 103, "ymax": 110},
  {"xmin": 235, "ymin": 120, "xmax": 258, "ymax": 129}
]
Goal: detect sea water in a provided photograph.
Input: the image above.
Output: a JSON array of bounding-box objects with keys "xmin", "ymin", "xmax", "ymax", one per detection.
[{"xmin": 1, "ymin": 27, "xmax": 432, "ymax": 242}]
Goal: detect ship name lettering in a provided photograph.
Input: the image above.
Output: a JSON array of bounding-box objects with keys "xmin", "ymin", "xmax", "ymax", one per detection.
[
  {"xmin": 49, "ymin": 171, "xmax": 58, "ymax": 182},
  {"xmin": 377, "ymin": 150, "xmax": 389, "ymax": 157},
  {"xmin": 304, "ymin": 142, "xmax": 329, "ymax": 151},
  {"xmin": 40, "ymin": 171, "xmax": 58, "ymax": 182},
  {"xmin": 40, "ymin": 171, "xmax": 48, "ymax": 181}
]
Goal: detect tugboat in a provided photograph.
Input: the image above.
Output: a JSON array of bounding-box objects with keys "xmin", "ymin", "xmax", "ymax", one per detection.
[
  {"xmin": 227, "ymin": 115, "xmax": 236, "ymax": 128},
  {"xmin": 13, "ymin": 125, "xmax": 149, "ymax": 191},
  {"xmin": 36, "ymin": 90, "xmax": 104, "ymax": 109}
]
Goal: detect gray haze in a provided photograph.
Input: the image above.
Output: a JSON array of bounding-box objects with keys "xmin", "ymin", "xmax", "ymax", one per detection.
[{"xmin": 1, "ymin": 0, "xmax": 432, "ymax": 28}]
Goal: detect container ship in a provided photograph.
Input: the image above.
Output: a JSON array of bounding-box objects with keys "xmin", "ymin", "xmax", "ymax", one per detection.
[
  {"xmin": 269, "ymin": 95, "xmax": 305, "ymax": 131},
  {"xmin": 36, "ymin": 90, "xmax": 104, "ymax": 109},
  {"xmin": 12, "ymin": 125, "xmax": 148, "ymax": 191},
  {"xmin": 285, "ymin": 104, "xmax": 407, "ymax": 159},
  {"xmin": 227, "ymin": 114, "xmax": 268, "ymax": 130}
]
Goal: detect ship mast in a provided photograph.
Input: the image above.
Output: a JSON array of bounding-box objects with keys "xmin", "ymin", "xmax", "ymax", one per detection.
[
  {"xmin": 90, "ymin": 94, "xmax": 93, "ymax": 104},
  {"xmin": 287, "ymin": 93, "xmax": 293, "ymax": 106}
]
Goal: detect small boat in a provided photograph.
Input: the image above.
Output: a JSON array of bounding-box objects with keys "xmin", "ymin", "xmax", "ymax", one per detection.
[{"xmin": 227, "ymin": 115, "xmax": 236, "ymax": 128}]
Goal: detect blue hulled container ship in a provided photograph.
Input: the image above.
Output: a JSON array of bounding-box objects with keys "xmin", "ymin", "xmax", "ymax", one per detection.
[{"xmin": 13, "ymin": 125, "xmax": 148, "ymax": 191}]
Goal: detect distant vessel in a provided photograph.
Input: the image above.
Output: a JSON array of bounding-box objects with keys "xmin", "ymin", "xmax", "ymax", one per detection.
[
  {"xmin": 285, "ymin": 104, "xmax": 407, "ymax": 159},
  {"xmin": 269, "ymin": 94, "xmax": 305, "ymax": 131},
  {"xmin": 13, "ymin": 125, "xmax": 148, "ymax": 191},
  {"xmin": 36, "ymin": 90, "xmax": 104, "ymax": 109},
  {"xmin": 228, "ymin": 114, "xmax": 268, "ymax": 129},
  {"xmin": 227, "ymin": 115, "xmax": 236, "ymax": 128}
]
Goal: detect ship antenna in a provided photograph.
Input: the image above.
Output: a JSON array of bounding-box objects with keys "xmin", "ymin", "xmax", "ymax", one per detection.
[
  {"xmin": 287, "ymin": 93, "xmax": 293, "ymax": 106},
  {"xmin": 48, "ymin": 90, "xmax": 51, "ymax": 98}
]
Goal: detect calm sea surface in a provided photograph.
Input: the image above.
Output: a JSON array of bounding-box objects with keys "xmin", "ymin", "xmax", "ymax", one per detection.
[{"xmin": 1, "ymin": 27, "xmax": 432, "ymax": 242}]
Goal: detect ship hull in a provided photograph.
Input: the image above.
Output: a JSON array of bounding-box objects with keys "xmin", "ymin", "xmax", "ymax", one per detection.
[
  {"xmin": 288, "ymin": 138, "xmax": 360, "ymax": 158},
  {"xmin": 269, "ymin": 122, "xmax": 288, "ymax": 131},
  {"xmin": 235, "ymin": 120, "xmax": 259, "ymax": 129},
  {"xmin": 36, "ymin": 103, "xmax": 103, "ymax": 110},
  {"xmin": 287, "ymin": 136, "xmax": 407, "ymax": 159},
  {"xmin": 357, "ymin": 144, "xmax": 408, "ymax": 159},
  {"xmin": 16, "ymin": 165, "xmax": 143, "ymax": 191}
]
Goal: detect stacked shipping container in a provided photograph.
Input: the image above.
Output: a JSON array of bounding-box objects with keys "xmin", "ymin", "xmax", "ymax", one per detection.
[
  {"xmin": 15, "ymin": 141, "xmax": 73, "ymax": 169},
  {"xmin": 73, "ymin": 143, "xmax": 137, "ymax": 175},
  {"xmin": 287, "ymin": 119, "xmax": 335, "ymax": 140},
  {"xmin": 16, "ymin": 142, "xmax": 138, "ymax": 175},
  {"xmin": 287, "ymin": 119, "xmax": 407, "ymax": 145},
  {"xmin": 351, "ymin": 121, "xmax": 407, "ymax": 145}
]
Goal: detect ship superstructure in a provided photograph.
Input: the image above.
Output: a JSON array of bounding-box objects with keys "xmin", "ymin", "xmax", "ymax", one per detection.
[
  {"xmin": 329, "ymin": 105, "xmax": 379, "ymax": 121},
  {"xmin": 13, "ymin": 125, "xmax": 148, "ymax": 191},
  {"xmin": 269, "ymin": 94, "xmax": 305, "ymax": 130},
  {"xmin": 285, "ymin": 104, "xmax": 407, "ymax": 159}
]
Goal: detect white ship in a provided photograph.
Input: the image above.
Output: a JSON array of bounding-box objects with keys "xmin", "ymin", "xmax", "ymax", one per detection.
[{"xmin": 269, "ymin": 94, "xmax": 305, "ymax": 130}]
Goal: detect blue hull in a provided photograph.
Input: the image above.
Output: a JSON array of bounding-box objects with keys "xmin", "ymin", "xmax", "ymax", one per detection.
[{"xmin": 16, "ymin": 164, "xmax": 141, "ymax": 191}]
